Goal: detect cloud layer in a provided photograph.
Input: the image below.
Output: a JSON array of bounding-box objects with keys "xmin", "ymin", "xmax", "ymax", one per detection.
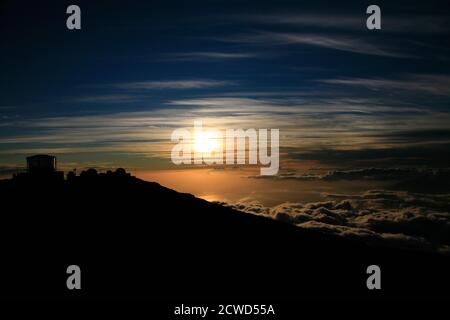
[
  {"xmin": 251, "ymin": 167, "xmax": 450, "ymax": 182},
  {"xmin": 220, "ymin": 190, "xmax": 450, "ymax": 254}
]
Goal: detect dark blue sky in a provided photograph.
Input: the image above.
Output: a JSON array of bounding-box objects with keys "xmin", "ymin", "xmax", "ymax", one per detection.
[{"xmin": 1, "ymin": 0, "xmax": 450, "ymax": 171}]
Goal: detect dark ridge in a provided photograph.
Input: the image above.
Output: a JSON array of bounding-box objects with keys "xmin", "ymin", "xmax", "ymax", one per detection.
[{"xmin": 1, "ymin": 169, "xmax": 449, "ymax": 299}]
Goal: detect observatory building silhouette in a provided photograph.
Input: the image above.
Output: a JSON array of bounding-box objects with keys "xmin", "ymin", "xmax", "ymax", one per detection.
[
  {"xmin": 12, "ymin": 154, "xmax": 130, "ymax": 182},
  {"xmin": 26, "ymin": 154, "xmax": 57, "ymax": 174},
  {"xmin": 13, "ymin": 154, "xmax": 64, "ymax": 182}
]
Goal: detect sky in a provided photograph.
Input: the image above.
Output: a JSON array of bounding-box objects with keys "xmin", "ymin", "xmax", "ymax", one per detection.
[
  {"xmin": 2, "ymin": 0, "xmax": 450, "ymax": 253},
  {"xmin": 1, "ymin": 0, "xmax": 450, "ymax": 175}
]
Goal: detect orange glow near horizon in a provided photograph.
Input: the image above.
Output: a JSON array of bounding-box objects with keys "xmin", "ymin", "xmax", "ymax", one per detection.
[{"xmin": 135, "ymin": 168, "xmax": 389, "ymax": 206}]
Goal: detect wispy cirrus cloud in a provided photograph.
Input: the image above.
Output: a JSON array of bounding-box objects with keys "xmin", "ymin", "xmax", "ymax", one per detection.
[
  {"xmin": 320, "ymin": 74, "xmax": 450, "ymax": 96},
  {"xmin": 235, "ymin": 13, "xmax": 450, "ymax": 34},
  {"xmin": 237, "ymin": 13, "xmax": 363, "ymax": 30},
  {"xmin": 1, "ymin": 95, "xmax": 449, "ymax": 163},
  {"xmin": 163, "ymin": 51, "xmax": 258, "ymax": 61},
  {"xmin": 114, "ymin": 79, "xmax": 235, "ymax": 90},
  {"xmin": 67, "ymin": 94, "xmax": 142, "ymax": 103},
  {"xmin": 214, "ymin": 31, "xmax": 411, "ymax": 58}
]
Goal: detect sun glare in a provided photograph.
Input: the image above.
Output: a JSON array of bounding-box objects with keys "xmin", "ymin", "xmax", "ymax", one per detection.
[{"xmin": 194, "ymin": 131, "xmax": 220, "ymax": 153}]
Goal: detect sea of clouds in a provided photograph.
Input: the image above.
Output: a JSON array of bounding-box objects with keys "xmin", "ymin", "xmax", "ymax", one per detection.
[{"xmin": 218, "ymin": 189, "xmax": 450, "ymax": 254}]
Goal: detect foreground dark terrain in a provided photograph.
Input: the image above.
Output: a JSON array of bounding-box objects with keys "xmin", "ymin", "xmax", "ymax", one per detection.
[{"xmin": 0, "ymin": 170, "xmax": 449, "ymax": 299}]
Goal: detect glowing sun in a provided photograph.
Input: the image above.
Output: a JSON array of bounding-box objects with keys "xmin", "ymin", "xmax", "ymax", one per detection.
[{"xmin": 193, "ymin": 131, "xmax": 220, "ymax": 153}]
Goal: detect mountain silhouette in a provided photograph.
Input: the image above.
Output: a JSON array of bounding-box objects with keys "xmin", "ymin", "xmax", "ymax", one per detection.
[{"xmin": 0, "ymin": 169, "xmax": 449, "ymax": 299}]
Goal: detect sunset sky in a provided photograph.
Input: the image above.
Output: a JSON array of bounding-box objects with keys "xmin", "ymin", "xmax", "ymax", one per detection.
[{"xmin": 1, "ymin": 0, "xmax": 450, "ymax": 204}]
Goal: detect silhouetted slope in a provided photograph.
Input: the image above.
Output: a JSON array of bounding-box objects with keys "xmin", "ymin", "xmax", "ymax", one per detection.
[{"xmin": 0, "ymin": 174, "xmax": 449, "ymax": 299}]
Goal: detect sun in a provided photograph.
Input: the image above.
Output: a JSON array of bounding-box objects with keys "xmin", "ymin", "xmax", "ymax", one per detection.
[{"xmin": 193, "ymin": 131, "xmax": 220, "ymax": 153}]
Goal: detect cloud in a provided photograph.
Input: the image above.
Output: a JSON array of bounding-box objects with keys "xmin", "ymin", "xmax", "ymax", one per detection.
[
  {"xmin": 67, "ymin": 95, "xmax": 141, "ymax": 103},
  {"xmin": 114, "ymin": 79, "xmax": 235, "ymax": 90},
  {"xmin": 166, "ymin": 96, "xmax": 426, "ymax": 116},
  {"xmin": 287, "ymin": 142, "xmax": 450, "ymax": 167},
  {"xmin": 250, "ymin": 167, "xmax": 450, "ymax": 182},
  {"xmin": 320, "ymin": 74, "xmax": 450, "ymax": 96},
  {"xmin": 237, "ymin": 13, "xmax": 450, "ymax": 34},
  {"xmin": 215, "ymin": 31, "xmax": 410, "ymax": 58},
  {"xmin": 240, "ymin": 13, "xmax": 363, "ymax": 30},
  {"xmin": 163, "ymin": 51, "xmax": 258, "ymax": 61},
  {"xmin": 220, "ymin": 190, "xmax": 450, "ymax": 254},
  {"xmin": 2, "ymin": 94, "xmax": 449, "ymax": 162},
  {"xmin": 251, "ymin": 167, "xmax": 450, "ymax": 193}
]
